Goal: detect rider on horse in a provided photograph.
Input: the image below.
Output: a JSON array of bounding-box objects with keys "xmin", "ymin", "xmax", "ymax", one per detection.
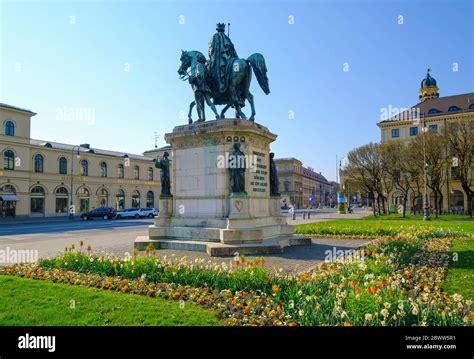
[{"xmin": 207, "ymin": 23, "xmax": 238, "ymax": 99}]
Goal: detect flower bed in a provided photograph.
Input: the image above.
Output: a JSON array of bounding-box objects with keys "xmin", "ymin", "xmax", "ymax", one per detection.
[
  {"xmin": 0, "ymin": 264, "xmax": 290, "ymax": 326},
  {"xmin": 1, "ymin": 229, "xmax": 473, "ymax": 326},
  {"xmin": 295, "ymin": 222, "xmax": 469, "ymax": 240}
]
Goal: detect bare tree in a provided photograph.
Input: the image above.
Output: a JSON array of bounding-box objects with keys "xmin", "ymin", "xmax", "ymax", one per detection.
[
  {"xmin": 343, "ymin": 143, "xmax": 384, "ymax": 217},
  {"xmin": 380, "ymin": 140, "xmax": 417, "ymax": 217},
  {"xmin": 446, "ymin": 120, "xmax": 474, "ymax": 217},
  {"xmin": 409, "ymin": 130, "xmax": 447, "ymax": 218}
]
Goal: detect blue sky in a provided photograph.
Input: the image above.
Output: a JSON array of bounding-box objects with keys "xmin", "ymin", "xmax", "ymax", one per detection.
[{"xmin": 1, "ymin": 0, "xmax": 473, "ymax": 181}]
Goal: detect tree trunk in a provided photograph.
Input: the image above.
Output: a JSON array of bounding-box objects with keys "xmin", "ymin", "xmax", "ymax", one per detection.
[
  {"xmin": 402, "ymin": 194, "xmax": 408, "ymax": 217},
  {"xmin": 433, "ymin": 190, "xmax": 439, "ymax": 218},
  {"xmin": 438, "ymin": 190, "xmax": 443, "ymax": 216},
  {"xmin": 460, "ymin": 183, "xmax": 473, "ymax": 218},
  {"xmin": 370, "ymin": 192, "xmax": 377, "ymax": 217}
]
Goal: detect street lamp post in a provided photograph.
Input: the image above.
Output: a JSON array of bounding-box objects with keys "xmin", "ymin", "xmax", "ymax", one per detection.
[
  {"xmin": 69, "ymin": 146, "xmax": 81, "ymax": 219},
  {"xmin": 422, "ymin": 114, "xmax": 431, "ymax": 221}
]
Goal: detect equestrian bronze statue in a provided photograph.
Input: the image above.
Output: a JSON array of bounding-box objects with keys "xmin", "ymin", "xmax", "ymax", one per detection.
[{"xmin": 178, "ymin": 23, "xmax": 270, "ymax": 123}]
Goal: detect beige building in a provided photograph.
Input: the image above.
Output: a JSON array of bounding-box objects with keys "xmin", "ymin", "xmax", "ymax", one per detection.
[
  {"xmin": 377, "ymin": 70, "xmax": 474, "ymax": 212},
  {"xmin": 275, "ymin": 157, "xmax": 336, "ymax": 208},
  {"xmin": 0, "ymin": 103, "xmax": 161, "ymax": 218}
]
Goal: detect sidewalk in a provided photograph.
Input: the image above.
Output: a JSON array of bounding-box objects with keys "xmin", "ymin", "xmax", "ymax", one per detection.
[
  {"xmin": 285, "ymin": 208, "xmax": 370, "ymax": 225},
  {"xmin": 0, "ymin": 216, "xmax": 79, "ymax": 226}
]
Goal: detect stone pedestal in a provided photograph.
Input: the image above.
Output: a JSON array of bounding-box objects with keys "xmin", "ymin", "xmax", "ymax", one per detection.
[
  {"xmin": 227, "ymin": 193, "xmax": 250, "ymax": 219},
  {"xmin": 135, "ymin": 119, "xmax": 310, "ymax": 256}
]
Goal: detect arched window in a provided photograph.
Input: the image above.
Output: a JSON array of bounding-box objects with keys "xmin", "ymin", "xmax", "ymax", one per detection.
[
  {"xmin": 34, "ymin": 154, "xmax": 44, "ymax": 173},
  {"xmin": 3, "ymin": 150, "xmax": 15, "ymax": 170},
  {"xmin": 428, "ymin": 108, "xmax": 440, "ymax": 115},
  {"xmin": 448, "ymin": 106, "xmax": 461, "ymax": 112},
  {"xmin": 133, "ymin": 166, "xmax": 140, "ymax": 180},
  {"xmin": 56, "ymin": 187, "xmax": 68, "ymax": 195},
  {"xmin": 100, "ymin": 161, "xmax": 107, "ymax": 177},
  {"xmin": 146, "ymin": 190, "xmax": 154, "ymax": 208},
  {"xmin": 132, "ymin": 190, "xmax": 140, "ymax": 208},
  {"xmin": 116, "ymin": 189, "xmax": 125, "ymax": 210},
  {"xmin": 469, "ymin": 103, "xmax": 474, "ymax": 110},
  {"xmin": 1, "ymin": 184, "xmax": 16, "ymax": 193},
  {"xmin": 148, "ymin": 167, "xmax": 153, "ymax": 181},
  {"xmin": 5, "ymin": 121, "xmax": 14, "ymax": 136},
  {"xmin": 58, "ymin": 157, "xmax": 68, "ymax": 175},
  {"xmin": 77, "ymin": 187, "xmax": 89, "ymax": 196},
  {"xmin": 80, "ymin": 160, "xmax": 88, "ymax": 176},
  {"xmin": 117, "ymin": 164, "xmax": 124, "ymax": 179}
]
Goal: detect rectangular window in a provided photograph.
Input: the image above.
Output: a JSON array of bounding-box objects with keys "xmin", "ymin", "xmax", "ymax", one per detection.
[
  {"xmin": 55, "ymin": 198, "xmax": 68, "ymax": 213},
  {"xmin": 391, "ymin": 129, "xmax": 400, "ymax": 138},
  {"xmin": 409, "ymin": 127, "xmax": 418, "ymax": 136},
  {"xmin": 80, "ymin": 198, "xmax": 89, "ymax": 212},
  {"xmin": 429, "ymin": 124, "xmax": 438, "ymax": 132},
  {"xmin": 31, "ymin": 198, "xmax": 45, "ymax": 214}
]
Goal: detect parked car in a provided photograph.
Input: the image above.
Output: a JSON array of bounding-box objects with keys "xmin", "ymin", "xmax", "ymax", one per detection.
[
  {"xmin": 81, "ymin": 207, "xmax": 116, "ymax": 220},
  {"xmin": 140, "ymin": 208, "xmax": 158, "ymax": 218},
  {"xmin": 115, "ymin": 208, "xmax": 145, "ymax": 219}
]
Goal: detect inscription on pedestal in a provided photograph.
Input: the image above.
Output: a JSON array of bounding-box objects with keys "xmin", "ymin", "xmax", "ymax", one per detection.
[{"xmin": 250, "ymin": 151, "xmax": 268, "ymax": 194}]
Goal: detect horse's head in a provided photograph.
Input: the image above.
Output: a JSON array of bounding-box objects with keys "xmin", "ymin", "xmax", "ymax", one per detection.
[{"xmin": 178, "ymin": 50, "xmax": 191, "ymax": 79}]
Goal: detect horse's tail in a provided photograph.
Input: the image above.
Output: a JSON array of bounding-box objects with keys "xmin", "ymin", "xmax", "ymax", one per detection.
[{"xmin": 247, "ymin": 53, "xmax": 270, "ymax": 95}]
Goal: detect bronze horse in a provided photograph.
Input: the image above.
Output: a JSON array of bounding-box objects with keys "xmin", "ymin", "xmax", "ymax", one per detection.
[{"xmin": 178, "ymin": 50, "xmax": 270, "ymax": 122}]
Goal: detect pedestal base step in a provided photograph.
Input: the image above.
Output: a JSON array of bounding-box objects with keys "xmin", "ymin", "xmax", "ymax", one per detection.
[{"xmin": 134, "ymin": 236, "xmax": 311, "ymax": 257}]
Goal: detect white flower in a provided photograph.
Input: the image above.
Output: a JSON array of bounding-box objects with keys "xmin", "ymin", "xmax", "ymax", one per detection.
[
  {"xmin": 398, "ymin": 300, "xmax": 404, "ymax": 311},
  {"xmin": 298, "ymin": 309, "xmax": 305, "ymax": 317},
  {"xmin": 365, "ymin": 313, "xmax": 373, "ymax": 321}
]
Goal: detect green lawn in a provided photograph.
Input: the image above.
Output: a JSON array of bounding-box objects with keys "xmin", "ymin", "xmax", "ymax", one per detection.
[
  {"xmin": 0, "ymin": 276, "xmax": 221, "ymax": 326},
  {"xmin": 445, "ymin": 239, "xmax": 474, "ymax": 301},
  {"xmin": 363, "ymin": 213, "xmax": 473, "ymax": 221},
  {"xmin": 295, "ymin": 214, "xmax": 474, "ymax": 236}
]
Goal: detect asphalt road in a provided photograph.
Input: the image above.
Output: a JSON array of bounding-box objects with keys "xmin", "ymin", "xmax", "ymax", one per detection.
[
  {"xmin": 0, "ymin": 218, "xmax": 154, "ymax": 259},
  {"xmin": 0, "ymin": 208, "xmax": 370, "ymax": 264}
]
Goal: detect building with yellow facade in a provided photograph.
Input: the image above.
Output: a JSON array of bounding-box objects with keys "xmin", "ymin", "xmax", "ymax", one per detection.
[
  {"xmin": 377, "ymin": 70, "xmax": 474, "ymax": 212},
  {"xmin": 275, "ymin": 157, "xmax": 336, "ymax": 208},
  {"xmin": 0, "ymin": 103, "xmax": 160, "ymax": 218}
]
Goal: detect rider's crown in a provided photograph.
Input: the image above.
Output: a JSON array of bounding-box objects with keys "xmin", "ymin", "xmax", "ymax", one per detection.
[{"xmin": 216, "ymin": 23, "xmax": 226, "ymax": 32}]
